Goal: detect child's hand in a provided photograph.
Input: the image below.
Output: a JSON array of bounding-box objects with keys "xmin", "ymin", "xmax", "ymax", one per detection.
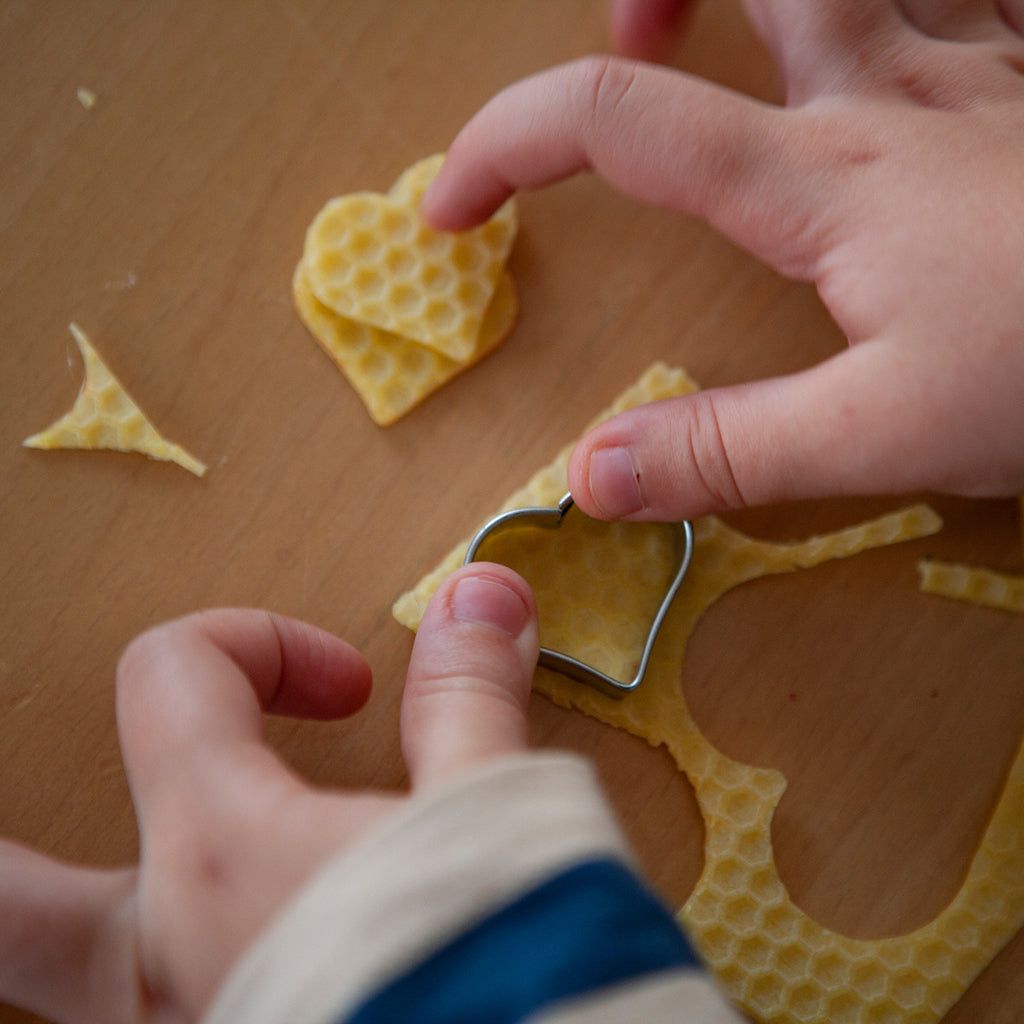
[
  {"xmin": 0, "ymin": 564, "xmax": 538, "ymax": 1024},
  {"xmin": 424, "ymin": 0, "xmax": 1024, "ymax": 520}
]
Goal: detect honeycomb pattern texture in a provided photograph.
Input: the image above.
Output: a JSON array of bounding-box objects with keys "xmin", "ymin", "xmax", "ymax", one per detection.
[
  {"xmin": 302, "ymin": 154, "xmax": 517, "ymax": 363},
  {"xmin": 394, "ymin": 362, "xmax": 1024, "ymax": 1024},
  {"xmin": 478, "ymin": 514, "xmax": 677, "ymax": 682},
  {"xmin": 917, "ymin": 560, "xmax": 1024, "ymax": 613},
  {"xmin": 23, "ymin": 322, "xmax": 206, "ymax": 476},
  {"xmin": 292, "ymin": 262, "xmax": 516, "ymax": 426},
  {"xmin": 916, "ymin": 497, "xmax": 1024, "ymax": 614}
]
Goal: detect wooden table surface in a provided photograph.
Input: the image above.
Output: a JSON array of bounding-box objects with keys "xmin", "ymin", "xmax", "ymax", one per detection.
[{"xmin": 2, "ymin": 3, "xmax": 1022, "ymax": 1021}]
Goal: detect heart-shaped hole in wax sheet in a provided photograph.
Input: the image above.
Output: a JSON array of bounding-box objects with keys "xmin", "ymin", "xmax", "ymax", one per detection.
[
  {"xmin": 302, "ymin": 154, "xmax": 517, "ymax": 363},
  {"xmin": 473, "ymin": 512, "xmax": 682, "ymax": 686}
]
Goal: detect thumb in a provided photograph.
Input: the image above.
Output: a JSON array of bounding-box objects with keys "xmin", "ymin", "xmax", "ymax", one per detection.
[
  {"xmin": 401, "ymin": 564, "xmax": 539, "ymax": 790},
  {"xmin": 568, "ymin": 345, "xmax": 945, "ymax": 520}
]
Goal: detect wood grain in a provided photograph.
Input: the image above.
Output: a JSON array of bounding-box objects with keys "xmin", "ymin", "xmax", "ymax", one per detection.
[{"xmin": 1, "ymin": 2, "xmax": 1020, "ymax": 1021}]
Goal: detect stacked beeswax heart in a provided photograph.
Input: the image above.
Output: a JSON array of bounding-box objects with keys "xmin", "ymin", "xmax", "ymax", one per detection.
[{"xmin": 294, "ymin": 155, "xmax": 518, "ymax": 425}]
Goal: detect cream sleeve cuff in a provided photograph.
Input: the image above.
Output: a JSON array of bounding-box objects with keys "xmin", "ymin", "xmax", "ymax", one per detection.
[{"xmin": 202, "ymin": 752, "xmax": 635, "ymax": 1024}]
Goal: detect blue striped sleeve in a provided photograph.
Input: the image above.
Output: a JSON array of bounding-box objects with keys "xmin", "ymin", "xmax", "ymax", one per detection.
[{"xmin": 340, "ymin": 857, "xmax": 703, "ymax": 1024}]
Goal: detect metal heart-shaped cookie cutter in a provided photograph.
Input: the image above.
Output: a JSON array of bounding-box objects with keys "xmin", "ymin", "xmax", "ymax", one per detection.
[{"xmin": 464, "ymin": 492, "xmax": 695, "ymax": 699}]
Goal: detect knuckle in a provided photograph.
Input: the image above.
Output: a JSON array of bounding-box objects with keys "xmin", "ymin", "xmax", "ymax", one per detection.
[
  {"xmin": 570, "ymin": 54, "xmax": 642, "ymax": 133},
  {"xmin": 675, "ymin": 393, "xmax": 747, "ymax": 511}
]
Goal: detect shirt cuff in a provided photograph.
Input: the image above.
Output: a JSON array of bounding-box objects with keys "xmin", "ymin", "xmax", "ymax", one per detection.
[{"xmin": 202, "ymin": 752, "xmax": 637, "ymax": 1024}]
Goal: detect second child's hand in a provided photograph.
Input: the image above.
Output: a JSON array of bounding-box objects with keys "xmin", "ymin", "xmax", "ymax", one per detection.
[{"xmin": 424, "ymin": 1, "xmax": 1024, "ymax": 521}]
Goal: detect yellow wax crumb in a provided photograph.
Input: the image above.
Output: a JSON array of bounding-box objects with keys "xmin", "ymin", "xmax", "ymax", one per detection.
[{"xmin": 24, "ymin": 322, "xmax": 206, "ymax": 477}]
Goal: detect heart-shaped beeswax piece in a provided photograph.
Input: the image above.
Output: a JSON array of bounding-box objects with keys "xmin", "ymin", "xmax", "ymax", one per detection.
[{"xmin": 302, "ymin": 154, "xmax": 517, "ymax": 363}]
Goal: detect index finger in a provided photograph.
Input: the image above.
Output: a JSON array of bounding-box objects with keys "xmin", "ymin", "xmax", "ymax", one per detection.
[
  {"xmin": 420, "ymin": 56, "xmax": 836, "ymax": 276},
  {"xmin": 116, "ymin": 609, "xmax": 372, "ymax": 805}
]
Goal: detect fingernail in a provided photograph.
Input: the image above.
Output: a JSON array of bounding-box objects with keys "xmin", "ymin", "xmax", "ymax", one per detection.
[
  {"xmin": 452, "ymin": 575, "xmax": 529, "ymax": 637},
  {"xmin": 588, "ymin": 446, "xmax": 644, "ymax": 518}
]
